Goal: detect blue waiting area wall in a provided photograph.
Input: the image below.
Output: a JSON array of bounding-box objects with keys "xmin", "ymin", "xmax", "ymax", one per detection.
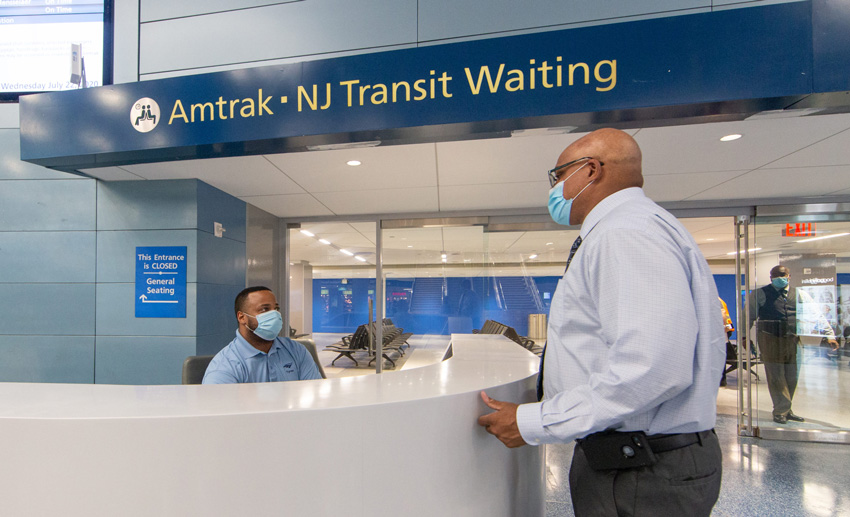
[{"xmin": 313, "ymin": 275, "xmax": 746, "ymax": 337}]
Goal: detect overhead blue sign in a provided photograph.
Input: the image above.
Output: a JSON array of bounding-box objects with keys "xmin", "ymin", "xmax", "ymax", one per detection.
[
  {"xmin": 19, "ymin": 2, "xmax": 825, "ymax": 170},
  {"xmin": 135, "ymin": 246, "xmax": 187, "ymax": 318}
]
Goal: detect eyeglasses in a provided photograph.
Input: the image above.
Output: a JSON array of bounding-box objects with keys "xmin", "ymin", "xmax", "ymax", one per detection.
[{"xmin": 547, "ymin": 157, "xmax": 603, "ymax": 187}]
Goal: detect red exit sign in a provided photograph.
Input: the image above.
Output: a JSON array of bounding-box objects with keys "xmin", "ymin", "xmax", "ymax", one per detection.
[{"xmin": 784, "ymin": 222, "xmax": 816, "ymax": 237}]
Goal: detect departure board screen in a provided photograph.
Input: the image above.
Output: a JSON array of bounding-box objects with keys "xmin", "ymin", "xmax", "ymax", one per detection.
[{"xmin": 0, "ymin": 0, "xmax": 112, "ymax": 98}]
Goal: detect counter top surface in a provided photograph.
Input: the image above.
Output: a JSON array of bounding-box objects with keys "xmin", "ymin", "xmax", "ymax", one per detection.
[{"xmin": 0, "ymin": 334, "xmax": 539, "ymax": 419}]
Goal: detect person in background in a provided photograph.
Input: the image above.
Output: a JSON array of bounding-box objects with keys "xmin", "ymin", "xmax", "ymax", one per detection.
[
  {"xmin": 203, "ymin": 286, "xmax": 322, "ymax": 384},
  {"xmin": 477, "ymin": 128, "xmax": 725, "ymax": 516},
  {"xmin": 720, "ymin": 296, "xmax": 735, "ymax": 387},
  {"xmin": 457, "ymin": 278, "xmax": 484, "ymax": 330},
  {"xmin": 749, "ymin": 266, "xmax": 837, "ymax": 424}
]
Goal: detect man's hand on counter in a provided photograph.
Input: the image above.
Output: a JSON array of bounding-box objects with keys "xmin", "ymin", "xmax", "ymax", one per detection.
[{"xmin": 478, "ymin": 391, "xmax": 527, "ymax": 448}]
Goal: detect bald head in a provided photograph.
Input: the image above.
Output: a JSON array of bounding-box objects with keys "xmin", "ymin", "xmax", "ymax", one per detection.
[
  {"xmin": 552, "ymin": 128, "xmax": 645, "ymax": 225},
  {"xmin": 559, "ymin": 128, "xmax": 643, "ymax": 188}
]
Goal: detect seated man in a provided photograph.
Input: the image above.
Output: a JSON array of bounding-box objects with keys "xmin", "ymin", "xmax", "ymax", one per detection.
[{"xmin": 203, "ymin": 286, "xmax": 322, "ymax": 384}]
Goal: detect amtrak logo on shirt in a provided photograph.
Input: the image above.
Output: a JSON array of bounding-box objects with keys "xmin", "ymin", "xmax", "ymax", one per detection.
[
  {"xmin": 130, "ymin": 98, "xmax": 160, "ymax": 133},
  {"xmin": 283, "ymin": 363, "xmax": 293, "ymax": 369}
]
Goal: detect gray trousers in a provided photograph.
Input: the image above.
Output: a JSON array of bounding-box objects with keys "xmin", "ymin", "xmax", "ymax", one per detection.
[
  {"xmin": 757, "ymin": 332, "xmax": 801, "ymax": 417},
  {"xmin": 569, "ymin": 431, "xmax": 722, "ymax": 517}
]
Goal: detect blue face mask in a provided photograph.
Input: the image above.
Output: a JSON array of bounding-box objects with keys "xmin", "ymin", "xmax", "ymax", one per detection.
[
  {"xmin": 772, "ymin": 277, "xmax": 789, "ymax": 289},
  {"xmin": 244, "ymin": 310, "xmax": 283, "ymax": 341},
  {"xmin": 547, "ymin": 163, "xmax": 593, "ymax": 226}
]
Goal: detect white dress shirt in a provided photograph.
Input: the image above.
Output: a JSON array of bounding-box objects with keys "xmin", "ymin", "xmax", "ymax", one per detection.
[{"xmin": 517, "ymin": 187, "xmax": 726, "ymax": 445}]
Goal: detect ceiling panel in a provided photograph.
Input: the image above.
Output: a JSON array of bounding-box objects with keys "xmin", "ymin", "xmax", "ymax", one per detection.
[
  {"xmin": 383, "ymin": 227, "xmax": 445, "ymax": 251},
  {"xmin": 635, "ymin": 115, "xmax": 850, "ymax": 175},
  {"xmin": 768, "ymin": 127, "xmax": 850, "ymax": 168},
  {"xmin": 314, "ymin": 186, "xmax": 439, "ymax": 215},
  {"xmin": 499, "ymin": 229, "xmax": 578, "ymax": 254},
  {"xmin": 239, "ymin": 193, "xmax": 333, "ymax": 217},
  {"xmin": 123, "ymin": 155, "xmax": 305, "ymax": 196},
  {"xmin": 264, "ymin": 143, "xmax": 438, "ymax": 192},
  {"xmin": 301, "ymin": 222, "xmax": 373, "ymax": 234},
  {"xmin": 436, "ymin": 133, "xmax": 581, "ymax": 186},
  {"xmin": 643, "ymin": 170, "xmax": 748, "ymax": 202},
  {"xmin": 78, "ymin": 166, "xmax": 144, "ymax": 181},
  {"xmin": 688, "ymin": 165, "xmax": 850, "ymax": 200},
  {"xmin": 439, "ymin": 180, "xmax": 549, "ymax": 211}
]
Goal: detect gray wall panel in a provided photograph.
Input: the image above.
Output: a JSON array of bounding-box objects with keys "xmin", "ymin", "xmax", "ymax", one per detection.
[
  {"xmin": 197, "ymin": 232, "xmax": 246, "ymax": 286},
  {"xmin": 0, "ymin": 284, "xmax": 95, "ymax": 335},
  {"xmin": 198, "ymin": 180, "xmax": 247, "ymax": 243},
  {"xmin": 713, "ymin": 0, "xmax": 799, "ymax": 6},
  {"xmin": 0, "ymin": 336, "xmax": 95, "ymax": 383},
  {"xmin": 0, "ymin": 180, "xmax": 96, "ymax": 231},
  {"xmin": 196, "ymin": 331, "xmax": 235, "ymax": 357},
  {"xmin": 114, "ymin": 0, "xmax": 141, "ymax": 84},
  {"xmin": 139, "ymin": 0, "xmax": 417, "ymax": 74},
  {"xmin": 95, "ymin": 336, "xmax": 195, "ymax": 384},
  {"xmin": 96, "ymin": 283, "xmax": 197, "ymax": 336},
  {"xmin": 246, "ymin": 204, "xmax": 277, "ymax": 288},
  {"xmin": 141, "ymin": 0, "xmax": 302, "ymax": 22},
  {"xmin": 196, "ymin": 283, "xmax": 243, "ymax": 338},
  {"xmin": 97, "ymin": 179, "xmax": 198, "ymax": 231},
  {"xmin": 96, "ymin": 229, "xmax": 198, "ymax": 283},
  {"xmin": 417, "ymin": 0, "xmax": 708, "ymax": 41},
  {"xmin": 0, "ymin": 104, "xmax": 18, "ymax": 129},
  {"xmin": 0, "ymin": 129, "xmax": 74, "ymax": 179},
  {"xmin": 0, "ymin": 232, "xmax": 96, "ymax": 283}
]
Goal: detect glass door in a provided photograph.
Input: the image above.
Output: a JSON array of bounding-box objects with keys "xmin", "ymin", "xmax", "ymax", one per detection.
[
  {"xmin": 750, "ymin": 208, "xmax": 850, "ymax": 442},
  {"xmin": 288, "ymin": 221, "xmax": 379, "ymax": 373}
]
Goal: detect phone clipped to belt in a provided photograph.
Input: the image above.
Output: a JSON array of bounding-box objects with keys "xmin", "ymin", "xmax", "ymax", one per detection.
[{"xmin": 578, "ymin": 430, "xmax": 657, "ymax": 471}]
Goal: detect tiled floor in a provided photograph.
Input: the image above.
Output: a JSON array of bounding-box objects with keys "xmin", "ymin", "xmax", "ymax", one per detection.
[
  {"xmin": 545, "ymin": 351, "xmax": 850, "ymax": 516},
  {"xmin": 311, "ymin": 333, "xmax": 850, "ymax": 516}
]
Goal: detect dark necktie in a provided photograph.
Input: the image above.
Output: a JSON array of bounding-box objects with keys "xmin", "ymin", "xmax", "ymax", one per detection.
[{"xmin": 537, "ymin": 235, "xmax": 583, "ymax": 401}]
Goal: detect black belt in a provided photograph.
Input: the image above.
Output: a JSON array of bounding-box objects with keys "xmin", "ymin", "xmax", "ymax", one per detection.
[{"xmin": 645, "ymin": 429, "xmax": 714, "ymax": 453}]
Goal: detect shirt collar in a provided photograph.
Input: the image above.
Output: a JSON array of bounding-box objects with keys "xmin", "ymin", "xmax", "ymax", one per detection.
[
  {"xmin": 232, "ymin": 330, "xmax": 282, "ymax": 359},
  {"xmin": 579, "ymin": 187, "xmax": 645, "ymax": 239}
]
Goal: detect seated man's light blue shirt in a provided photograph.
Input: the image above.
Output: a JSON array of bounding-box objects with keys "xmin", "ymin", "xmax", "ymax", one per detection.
[{"xmin": 202, "ymin": 331, "xmax": 322, "ymax": 384}]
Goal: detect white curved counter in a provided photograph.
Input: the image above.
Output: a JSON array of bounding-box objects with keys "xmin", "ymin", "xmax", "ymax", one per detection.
[{"xmin": 0, "ymin": 334, "xmax": 543, "ymax": 517}]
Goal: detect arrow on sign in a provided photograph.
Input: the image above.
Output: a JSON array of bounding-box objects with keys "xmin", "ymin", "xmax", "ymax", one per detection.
[{"xmin": 139, "ymin": 295, "xmax": 178, "ymax": 304}]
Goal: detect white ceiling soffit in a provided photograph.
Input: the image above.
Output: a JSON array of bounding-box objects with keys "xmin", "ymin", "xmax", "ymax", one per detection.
[{"xmin": 78, "ymin": 112, "xmax": 850, "ymax": 218}]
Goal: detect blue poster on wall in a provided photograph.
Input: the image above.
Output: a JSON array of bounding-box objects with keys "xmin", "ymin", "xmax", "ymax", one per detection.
[{"xmin": 135, "ymin": 246, "xmax": 187, "ymax": 318}]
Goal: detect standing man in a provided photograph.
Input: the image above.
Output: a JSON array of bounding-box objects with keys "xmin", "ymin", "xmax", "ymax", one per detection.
[
  {"xmin": 750, "ymin": 266, "xmax": 837, "ymax": 424},
  {"xmin": 477, "ymin": 129, "xmax": 726, "ymax": 516},
  {"xmin": 203, "ymin": 286, "xmax": 322, "ymax": 384}
]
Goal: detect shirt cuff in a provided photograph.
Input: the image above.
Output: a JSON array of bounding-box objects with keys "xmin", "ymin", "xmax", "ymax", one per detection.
[{"xmin": 516, "ymin": 402, "xmax": 546, "ymax": 446}]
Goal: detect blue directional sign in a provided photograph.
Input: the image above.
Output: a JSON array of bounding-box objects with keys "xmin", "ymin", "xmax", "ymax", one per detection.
[{"xmin": 135, "ymin": 246, "xmax": 187, "ymax": 318}]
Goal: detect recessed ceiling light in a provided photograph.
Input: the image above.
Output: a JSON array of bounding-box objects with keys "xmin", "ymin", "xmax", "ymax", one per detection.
[
  {"xmin": 299, "ymin": 229, "xmax": 314, "ymax": 237},
  {"xmin": 340, "ymin": 249, "xmax": 354, "ymax": 256},
  {"xmin": 705, "ymin": 238, "xmax": 715, "ymax": 241},
  {"xmin": 347, "ymin": 160, "xmax": 361, "ymax": 167},
  {"xmin": 441, "ymin": 258, "xmax": 447, "ymax": 263},
  {"xmin": 546, "ymin": 242, "xmax": 554, "ymax": 246},
  {"xmin": 720, "ymin": 134, "xmax": 742, "ymax": 142},
  {"xmin": 318, "ymin": 238, "xmax": 331, "ymax": 245},
  {"xmin": 529, "ymin": 254, "xmax": 538, "ymax": 259},
  {"xmin": 355, "ymin": 256, "xmax": 367, "ymax": 262},
  {"xmin": 407, "ymin": 245, "xmax": 413, "ymax": 248}
]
